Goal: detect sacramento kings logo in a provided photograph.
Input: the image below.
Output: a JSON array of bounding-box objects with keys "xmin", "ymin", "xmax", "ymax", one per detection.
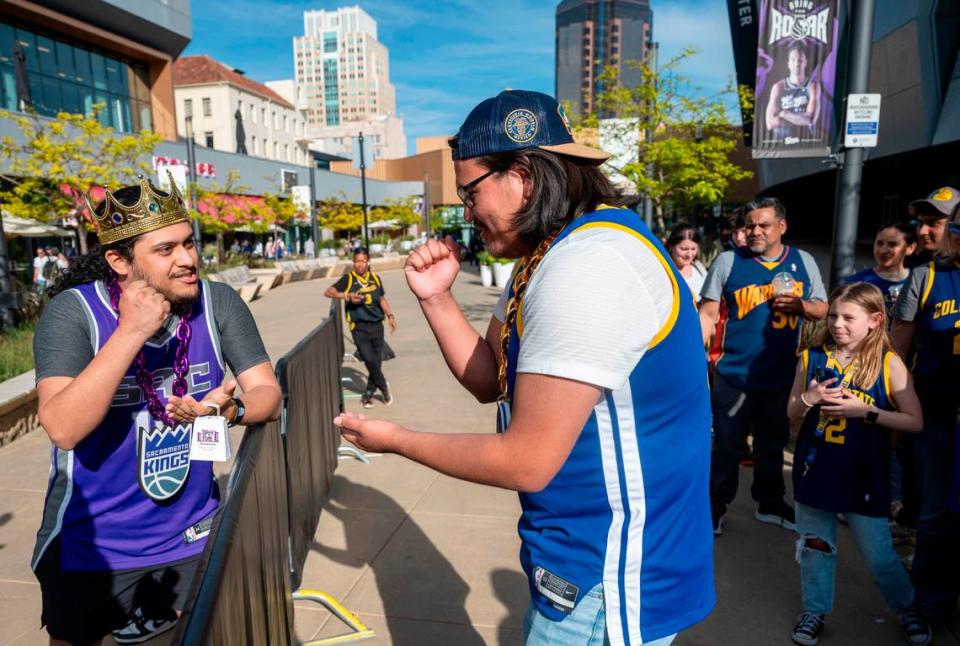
[
  {"xmin": 504, "ymin": 109, "xmax": 538, "ymax": 143},
  {"xmin": 137, "ymin": 411, "xmax": 192, "ymax": 501}
]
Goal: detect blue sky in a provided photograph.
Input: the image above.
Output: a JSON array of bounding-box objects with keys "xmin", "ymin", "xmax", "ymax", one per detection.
[{"xmin": 185, "ymin": 0, "xmax": 737, "ymax": 154}]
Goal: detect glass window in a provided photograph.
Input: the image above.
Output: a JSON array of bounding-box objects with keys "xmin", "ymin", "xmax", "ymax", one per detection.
[
  {"xmin": 251, "ymin": 135, "xmax": 256, "ymax": 154},
  {"xmin": 95, "ymin": 91, "xmax": 109, "ymax": 126},
  {"xmin": 137, "ymin": 101, "xmax": 152, "ymax": 131},
  {"xmin": 183, "ymin": 98, "xmax": 192, "ymax": 117},
  {"xmin": 55, "ymin": 41, "xmax": 75, "ymax": 80},
  {"xmin": 36, "ymin": 35, "xmax": 57, "ymax": 76},
  {"xmin": 204, "ymin": 131, "xmax": 213, "ymax": 147},
  {"xmin": 74, "ymin": 46, "xmax": 91, "ymax": 85},
  {"xmin": 130, "ymin": 63, "xmax": 150, "ymax": 102},
  {"xmin": 104, "ymin": 57, "xmax": 122, "ymax": 94},
  {"xmin": 0, "ymin": 66, "xmax": 15, "ymax": 111},
  {"xmin": 202, "ymin": 97, "xmax": 211, "ymax": 116},
  {"xmin": 38, "ymin": 75, "xmax": 60, "ymax": 116},
  {"xmin": 251, "ymin": 104, "xmax": 257, "ymax": 123},
  {"xmin": 0, "ymin": 23, "xmax": 14, "ymax": 64},
  {"xmin": 59, "ymin": 80, "xmax": 79, "ymax": 114},
  {"xmin": 90, "ymin": 52, "xmax": 107, "ymax": 91},
  {"xmin": 79, "ymin": 84, "xmax": 95, "ymax": 115}
]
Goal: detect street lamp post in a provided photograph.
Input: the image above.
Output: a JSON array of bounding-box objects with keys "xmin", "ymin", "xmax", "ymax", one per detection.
[
  {"xmin": 358, "ymin": 132, "xmax": 369, "ymax": 249},
  {"xmin": 829, "ymin": 0, "xmax": 876, "ymax": 288},
  {"xmin": 184, "ymin": 116, "xmax": 203, "ymax": 245}
]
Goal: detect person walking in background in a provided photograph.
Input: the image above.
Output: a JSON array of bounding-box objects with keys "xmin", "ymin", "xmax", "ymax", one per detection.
[
  {"xmin": 699, "ymin": 197, "xmax": 828, "ymax": 536},
  {"xmin": 786, "ymin": 283, "xmax": 930, "ymax": 646},
  {"xmin": 667, "ymin": 223, "xmax": 707, "ymax": 302},
  {"xmin": 325, "ymin": 247, "xmax": 398, "ymax": 408},
  {"xmin": 891, "ymin": 195, "xmax": 960, "ymax": 630},
  {"xmin": 32, "ymin": 247, "xmax": 48, "ymax": 293}
]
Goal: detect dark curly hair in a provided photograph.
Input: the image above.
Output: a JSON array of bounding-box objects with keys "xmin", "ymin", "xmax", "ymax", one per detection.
[{"xmin": 47, "ymin": 186, "xmax": 150, "ymax": 298}]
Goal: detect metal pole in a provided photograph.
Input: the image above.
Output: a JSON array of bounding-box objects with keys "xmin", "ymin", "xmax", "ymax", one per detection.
[
  {"xmin": 309, "ymin": 164, "xmax": 320, "ymax": 248},
  {"xmin": 0, "ymin": 210, "xmax": 16, "ymax": 330},
  {"xmin": 829, "ymin": 0, "xmax": 876, "ymax": 288},
  {"xmin": 359, "ymin": 131, "xmax": 369, "ymax": 248},
  {"xmin": 184, "ymin": 117, "xmax": 202, "ymax": 245},
  {"xmin": 423, "ymin": 171, "xmax": 430, "ymax": 237}
]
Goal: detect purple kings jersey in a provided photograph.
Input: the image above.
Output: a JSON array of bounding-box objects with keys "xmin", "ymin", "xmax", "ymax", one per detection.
[{"xmin": 32, "ymin": 280, "xmax": 225, "ymax": 572}]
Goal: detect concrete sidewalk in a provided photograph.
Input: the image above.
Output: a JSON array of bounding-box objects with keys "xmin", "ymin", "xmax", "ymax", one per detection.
[{"xmin": 0, "ymin": 267, "xmax": 958, "ymax": 645}]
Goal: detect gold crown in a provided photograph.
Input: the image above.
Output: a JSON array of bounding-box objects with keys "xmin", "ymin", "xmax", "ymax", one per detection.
[{"xmin": 86, "ymin": 171, "xmax": 190, "ymax": 245}]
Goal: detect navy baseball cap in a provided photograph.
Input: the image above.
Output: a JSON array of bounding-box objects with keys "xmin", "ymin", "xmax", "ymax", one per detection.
[{"xmin": 451, "ymin": 89, "xmax": 611, "ymax": 164}]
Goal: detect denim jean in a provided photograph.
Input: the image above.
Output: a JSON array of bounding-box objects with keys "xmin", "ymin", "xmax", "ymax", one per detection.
[
  {"xmin": 522, "ymin": 583, "xmax": 677, "ymax": 646},
  {"xmin": 910, "ymin": 391, "xmax": 960, "ymax": 621},
  {"xmin": 795, "ymin": 503, "xmax": 914, "ymax": 614},
  {"xmin": 710, "ymin": 374, "xmax": 789, "ymax": 516}
]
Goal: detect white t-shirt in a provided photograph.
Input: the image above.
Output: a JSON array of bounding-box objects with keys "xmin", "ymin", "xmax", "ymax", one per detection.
[
  {"xmin": 681, "ymin": 262, "xmax": 707, "ymax": 302},
  {"xmin": 493, "ymin": 227, "xmax": 674, "ymax": 391}
]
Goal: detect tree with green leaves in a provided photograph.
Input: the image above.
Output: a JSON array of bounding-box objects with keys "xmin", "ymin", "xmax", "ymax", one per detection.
[
  {"xmin": 577, "ymin": 47, "xmax": 752, "ymax": 235},
  {"xmin": 370, "ymin": 195, "xmax": 421, "ymax": 229},
  {"xmin": 0, "ymin": 105, "xmax": 162, "ymax": 253}
]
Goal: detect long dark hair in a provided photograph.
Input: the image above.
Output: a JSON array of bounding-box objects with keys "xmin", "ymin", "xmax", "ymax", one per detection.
[
  {"xmin": 48, "ymin": 186, "xmax": 147, "ymax": 298},
  {"xmin": 448, "ymin": 141, "xmax": 629, "ymax": 249},
  {"xmin": 666, "ymin": 222, "xmax": 700, "ymax": 251}
]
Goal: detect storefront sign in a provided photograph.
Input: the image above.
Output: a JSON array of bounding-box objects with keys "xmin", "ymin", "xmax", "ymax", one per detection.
[{"xmin": 152, "ymin": 156, "xmax": 217, "ymax": 179}]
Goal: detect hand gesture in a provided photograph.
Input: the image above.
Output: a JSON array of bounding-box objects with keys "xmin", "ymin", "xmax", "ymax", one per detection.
[
  {"xmin": 334, "ymin": 411, "xmax": 403, "ymax": 453},
  {"xmin": 117, "ymin": 280, "xmax": 170, "ymax": 341},
  {"xmin": 387, "ymin": 316, "xmax": 398, "ymax": 333},
  {"xmin": 820, "ymin": 389, "xmax": 872, "ymax": 419},
  {"xmin": 772, "ymin": 294, "xmax": 805, "ymax": 314},
  {"xmin": 347, "ymin": 292, "xmax": 363, "ymax": 304},
  {"xmin": 404, "ymin": 237, "xmax": 461, "ymax": 302},
  {"xmin": 167, "ymin": 378, "xmax": 238, "ymax": 424},
  {"xmin": 803, "ymin": 377, "xmax": 839, "ymax": 407}
]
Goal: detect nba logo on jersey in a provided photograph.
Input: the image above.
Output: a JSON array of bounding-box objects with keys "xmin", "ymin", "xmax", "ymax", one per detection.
[{"xmin": 137, "ymin": 411, "xmax": 192, "ymax": 501}]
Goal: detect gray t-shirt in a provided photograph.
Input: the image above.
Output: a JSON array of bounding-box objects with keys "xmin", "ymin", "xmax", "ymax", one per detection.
[
  {"xmin": 890, "ymin": 263, "xmax": 933, "ymax": 322},
  {"xmin": 699, "ymin": 248, "xmax": 828, "ymax": 303},
  {"xmin": 34, "ymin": 280, "xmax": 269, "ymax": 382}
]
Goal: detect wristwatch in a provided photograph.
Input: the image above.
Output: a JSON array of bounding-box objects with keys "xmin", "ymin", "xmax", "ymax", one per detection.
[
  {"xmin": 864, "ymin": 409, "xmax": 879, "ymax": 425},
  {"xmin": 229, "ymin": 397, "xmax": 246, "ymax": 427}
]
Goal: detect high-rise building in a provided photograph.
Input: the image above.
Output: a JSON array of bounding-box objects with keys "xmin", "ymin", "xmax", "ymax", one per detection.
[
  {"xmin": 555, "ymin": 0, "xmax": 653, "ymax": 117},
  {"xmin": 294, "ymin": 6, "xmax": 396, "ymax": 130}
]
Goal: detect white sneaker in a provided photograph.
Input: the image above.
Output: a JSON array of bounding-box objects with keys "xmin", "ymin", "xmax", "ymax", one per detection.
[{"xmin": 113, "ymin": 608, "xmax": 177, "ymax": 644}]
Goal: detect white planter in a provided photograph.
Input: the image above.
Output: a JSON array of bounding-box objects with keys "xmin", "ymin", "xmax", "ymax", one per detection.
[
  {"xmin": 480, "ymin": 264, "xmax": 494, "ymax": 287},
  {"xmin": 400, "ymin": 240, "xmax": 414, "ymax": 252},
  {"xmin": 492, "ymin": 261, "xmax": 516, "ymax": 287},
  {"xmin": 370, "ymin": 243, "xmax": 384, "ymax": 254}
]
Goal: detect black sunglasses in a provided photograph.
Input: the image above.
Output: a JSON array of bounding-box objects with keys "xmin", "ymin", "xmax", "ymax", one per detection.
[{"xmin": 456, "ymin": 170, "xmax": 496, "ymax": 208}]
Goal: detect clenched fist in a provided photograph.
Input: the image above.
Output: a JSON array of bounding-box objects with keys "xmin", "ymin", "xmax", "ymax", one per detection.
[
  {"xmin": 404, "ymin": 236, "xmax": 462, "ymax": 302},
  {"xmin": 117, "ymin": 280, "xmax": 171, "ymax": 341}
]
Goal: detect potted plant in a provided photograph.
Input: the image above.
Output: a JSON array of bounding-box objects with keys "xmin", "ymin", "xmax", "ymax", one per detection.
[
  {"xmin": 492, "ymin": 256, "xmax": 516, "ymax": 288},
  {"xmin": 400, "ymin": 234, "xmax": 416, "ymax": 252},
  {"xmin": 477, "ymin": 251, "xmax": 494, "ymax": 287}
]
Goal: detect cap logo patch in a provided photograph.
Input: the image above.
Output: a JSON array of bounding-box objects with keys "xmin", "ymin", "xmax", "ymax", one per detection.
[
  {"xmin": 931, "ymin": 188, "xmax": 954, "ymax": 202},
  {"xmin": 504, "ymin": 109, "xmax": 538, "ymax": 144},
  {"xmin": 557, "ymin": 104, "xmax": 573, "ymax": 135}
]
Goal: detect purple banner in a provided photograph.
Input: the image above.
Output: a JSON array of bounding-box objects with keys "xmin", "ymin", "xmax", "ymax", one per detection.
[{"xmin": 752, "ymin": 0, "xmax": 839, "ymax": 159}]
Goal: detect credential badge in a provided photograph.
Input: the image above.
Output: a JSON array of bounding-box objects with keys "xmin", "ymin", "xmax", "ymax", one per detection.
[{"xmin": 504, "ymin": 109, "xmax": 538, "ymax": 144}]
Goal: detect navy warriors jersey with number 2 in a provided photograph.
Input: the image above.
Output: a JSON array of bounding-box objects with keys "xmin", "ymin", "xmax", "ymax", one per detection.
[
  {"xmin": 715, "ymin": 246, "xmax": 814, "ymax": 391},
  {"xmin": 501, "ymin": 207, "xmax": 714, "ymax": 644},
  {"xmin": 793, "ymin": 346, "xmax": 897, "ymax": 517}
]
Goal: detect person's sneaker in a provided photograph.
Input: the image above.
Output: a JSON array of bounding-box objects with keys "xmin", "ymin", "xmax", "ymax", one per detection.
[
  {"xmin": 898, "ymin": 607, "xmax": 932, "ymax": 646},
  {"xmin": 791, "ymin": 612, "xmax": 825, "ymax": 646},
  {"xmin": 756, "ymin": 501, "xmax": 797, "ymax": 531},
  {"xmin": 361, "ymin": 393, "xmax": 375, "ymax": 409},
  {"xmin": 381, "ymin": 387, "xmax": 393, "ymax": 406},
  {"xmin": 113, "ymin": 608, "xmax": 177, "ymax": 645}
]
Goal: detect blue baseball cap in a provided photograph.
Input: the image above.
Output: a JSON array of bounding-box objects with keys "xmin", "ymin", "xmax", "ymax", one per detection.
[{"xmin": 451, "ymin": 89, "xmax": 610, "ymax": 164}]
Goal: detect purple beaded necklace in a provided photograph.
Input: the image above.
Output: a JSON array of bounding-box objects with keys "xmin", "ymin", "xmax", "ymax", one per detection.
[{"xmin": 105, "ymin": 272, "xmax": 192, "ymax": 427}]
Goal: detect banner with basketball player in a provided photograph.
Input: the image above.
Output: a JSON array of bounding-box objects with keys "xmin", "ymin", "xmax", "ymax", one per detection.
[{"xmin": 752, "ymin": 0, "xmax": 839, "ymax": 159}]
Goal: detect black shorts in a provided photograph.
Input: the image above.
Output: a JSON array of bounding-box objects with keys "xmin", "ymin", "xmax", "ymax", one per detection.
[{"xmin": 34, "ymin": 537, "xmax": 199, "ymax": 646}]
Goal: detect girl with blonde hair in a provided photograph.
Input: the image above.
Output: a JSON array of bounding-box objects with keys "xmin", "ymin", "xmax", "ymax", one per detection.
[{"xmin": 786, "ymin": 282, "xmax": 930, "ymax": 646}]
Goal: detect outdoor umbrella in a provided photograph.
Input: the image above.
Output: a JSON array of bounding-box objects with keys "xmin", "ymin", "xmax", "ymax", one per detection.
[
  {"xmin": 13, "ymin": 40, "xmax": 31, "ymax": 111},
  {"xmin": 235, "ymin": 108, "xmax": 248, "ymax": 155}
]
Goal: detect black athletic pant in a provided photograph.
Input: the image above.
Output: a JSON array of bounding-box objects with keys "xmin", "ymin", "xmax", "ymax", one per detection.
[
  {"xmin": 710, "ymin": 373, "xmax": 790, "ymax": 516},
  {"xmin": 352, "ymin": 320, "xmax": 388, "ymax": 396}
]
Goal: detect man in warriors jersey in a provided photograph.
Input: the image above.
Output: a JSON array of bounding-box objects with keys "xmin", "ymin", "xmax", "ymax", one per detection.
[
  {"xmin": 700, "ymin": 197, "xmax": 828, "ymax": 535},
  {"xmin": 32, "ymin": 178, "xmax": 281, "ymax": 645}
]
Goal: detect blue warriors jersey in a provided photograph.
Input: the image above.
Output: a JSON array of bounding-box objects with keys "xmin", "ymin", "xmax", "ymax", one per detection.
[
  {"xmin": 912, "ymin": 260, "xmax": 960, "ymax": 395},
  {"xmin": 715, "ymin": 246, "xmax": 814, "ymax": 391},
  {"xmin": 32, "ymin": 281, "xmax": 223, "ymax": 572},
  {"xmin": 502, "ymin": 207, "xmax": 714, "ymax": 644},
  {"xmin": 793, "ymin": 346, "xmax": 897, "ymax": 517},
  {"xmin": 845, "ymin": 268, "xmax": 907, "ymax": 318}
]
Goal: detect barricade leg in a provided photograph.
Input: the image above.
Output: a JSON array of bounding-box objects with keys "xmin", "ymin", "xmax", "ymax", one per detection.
[
  {"xmin": 294, "ymin": 589, "xmax": 375, "ymax": 644},
  {"xmin": 337, "ymin": 446, "xmax": 371, "ymax": 463}
]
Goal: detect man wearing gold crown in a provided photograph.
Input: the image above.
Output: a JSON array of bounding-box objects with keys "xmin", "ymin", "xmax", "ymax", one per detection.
[{"xmin": 30, "ymin": 175, "xmax": 282, "ymax": 645}]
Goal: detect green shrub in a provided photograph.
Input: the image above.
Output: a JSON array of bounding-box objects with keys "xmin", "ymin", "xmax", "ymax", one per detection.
[
  {"xmin": 477, "ymin": 251, "xmax": 494, "ymax": 266},
  {"xmin": 0, "ymin": 323, "xmax": 35, "ymax": 381}
]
